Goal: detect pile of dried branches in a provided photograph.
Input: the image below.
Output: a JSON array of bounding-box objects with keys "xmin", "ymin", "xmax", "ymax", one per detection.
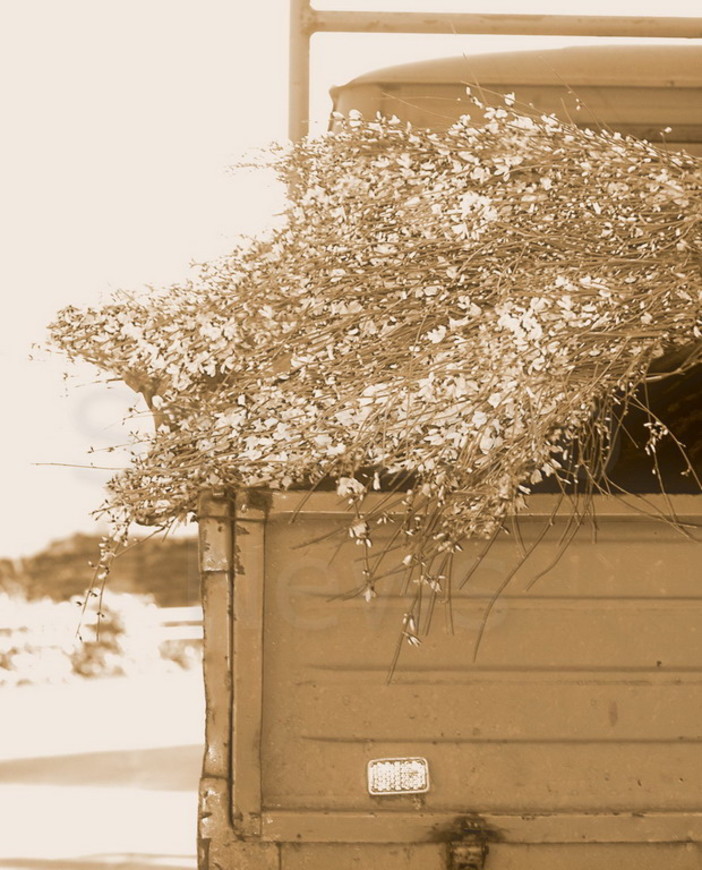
[{"xmin": 50, "ymin": 97, "xmax": 702, "ymax": 607}]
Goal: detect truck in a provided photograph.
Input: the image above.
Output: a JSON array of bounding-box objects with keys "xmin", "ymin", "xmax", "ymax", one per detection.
[{"xmin": 197, "ymin": 39, "xmax": 702, "ymax": 870}]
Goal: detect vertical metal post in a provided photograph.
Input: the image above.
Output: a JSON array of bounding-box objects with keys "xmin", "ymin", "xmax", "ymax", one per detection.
[
  {"xmin": 197, "ymin": 490, "xmax": 276, "ymax": 869},
  {"xmin": 230, "ymin": 490, "xmax": 267, "ymax": 838},
  {"xmin": 197, "ymin": 491, "xmax": 234, "ymax": 869},
  {"xmin": 289, "ymin": 0, "xmax": 312, "ymax": 140}
]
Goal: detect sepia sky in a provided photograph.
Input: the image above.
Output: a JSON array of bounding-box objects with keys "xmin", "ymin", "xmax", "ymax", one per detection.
[{"xmin": 1, "ymin": 0, "xmax": 699, "ymax": 558}]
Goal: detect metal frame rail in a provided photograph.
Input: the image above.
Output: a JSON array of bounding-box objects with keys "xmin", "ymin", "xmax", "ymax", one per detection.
[{"xmin": 288, "ymin": 0, "xmax": 702, "ymax": 140}]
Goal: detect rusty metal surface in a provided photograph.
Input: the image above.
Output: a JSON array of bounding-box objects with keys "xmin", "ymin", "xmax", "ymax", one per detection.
[
  {"xmin": 198, "ymin": 490, "xmax": 702, "ymax": 865},
  {"xmin": 197, "ymin": 493, "xmax": 233, "ymax": 782},
  {"xmin": 197, "ymin": 494, "xmax": 234, "ymax": 870},
  {"xmin": 261, "ymin": 809, "xmax": 702, "ymax": 844},
  {"xmin": 259, "ymin": 494, "xmax": 702, "ymax": 828},
  {"xmin": 230, "ymin": 491, "xmax": 267, "ymax": 838},
  {"xmin": 276, "ymin": 841, "xmax": 702, "ymax": 869},
  {"xmin": 281, "ymin": 842, "xmax": 448, "ymax": 869},
  {"xmin": 481, "ymin": 842, "xmax": 702, "ymax": 869},
  {"xmin": 199, "ymin": 775, "xmax": 279, "ymax": 870}
]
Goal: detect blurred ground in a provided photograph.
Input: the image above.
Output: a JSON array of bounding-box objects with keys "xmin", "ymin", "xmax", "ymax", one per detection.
[{"xmin": 0, "ymin": 670, "xmax": 203, "ymax": 869}]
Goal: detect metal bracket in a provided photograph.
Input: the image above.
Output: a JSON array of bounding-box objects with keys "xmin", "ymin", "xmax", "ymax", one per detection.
[{"xmin": 448, "ymin": 817, "xmax": 490, "ymax": 870}]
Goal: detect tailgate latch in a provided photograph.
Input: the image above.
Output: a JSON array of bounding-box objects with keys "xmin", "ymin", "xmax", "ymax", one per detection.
[{"xmin": 448, "ymin": 817, "xmax": 489, "ymax": 870}]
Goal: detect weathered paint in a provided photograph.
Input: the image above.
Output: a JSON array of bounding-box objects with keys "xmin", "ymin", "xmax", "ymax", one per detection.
[
  {"xmin": 197, "ymin": 492, "xmax": 232, "ymax": 781},
  {"xmin": 198, "ymin": 491, "xmax": 702, "ymax": 868},
  {"xmin": 197, "ymin": 493, "xmax": 234, "ymax": 870},
  {"xmin": 230, "ymin": 490, "xmax": 266, "ymax": 838}
]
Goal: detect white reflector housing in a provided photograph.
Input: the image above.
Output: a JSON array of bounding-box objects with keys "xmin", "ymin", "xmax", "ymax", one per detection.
[{"xmin": 367, "ymin": 757, "xmax": 430, "ymax": 795}]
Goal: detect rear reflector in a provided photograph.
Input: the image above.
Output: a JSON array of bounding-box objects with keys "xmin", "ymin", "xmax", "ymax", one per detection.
[{"xmin": 367, "ymin": 757, "xmax": 430, "ymax": 795}]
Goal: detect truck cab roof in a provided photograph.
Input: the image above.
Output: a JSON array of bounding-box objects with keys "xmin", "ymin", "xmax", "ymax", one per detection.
[{"xmin": 331, "ymin": 44, "xmax": 702, "ymax": 154}]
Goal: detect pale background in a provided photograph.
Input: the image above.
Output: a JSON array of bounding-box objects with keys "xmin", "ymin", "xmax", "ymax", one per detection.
[{"xmin": 2, "ymin": 0, "xmax": 700, "ymax": 558}]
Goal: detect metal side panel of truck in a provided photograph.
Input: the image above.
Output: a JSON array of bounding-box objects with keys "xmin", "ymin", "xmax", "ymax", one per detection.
[
  {"xmin": 197, "ymin": 44, "xmax": 702, "ymax": 870},
  {"xmin": 198, "ymin": 490, "xmax": 702, "ymax": 869}
]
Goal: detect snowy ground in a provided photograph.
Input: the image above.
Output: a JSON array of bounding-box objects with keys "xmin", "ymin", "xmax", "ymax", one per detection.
[{"xmin": 0, "ymin": 670, "xmax": 204, "ymax": 869}]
